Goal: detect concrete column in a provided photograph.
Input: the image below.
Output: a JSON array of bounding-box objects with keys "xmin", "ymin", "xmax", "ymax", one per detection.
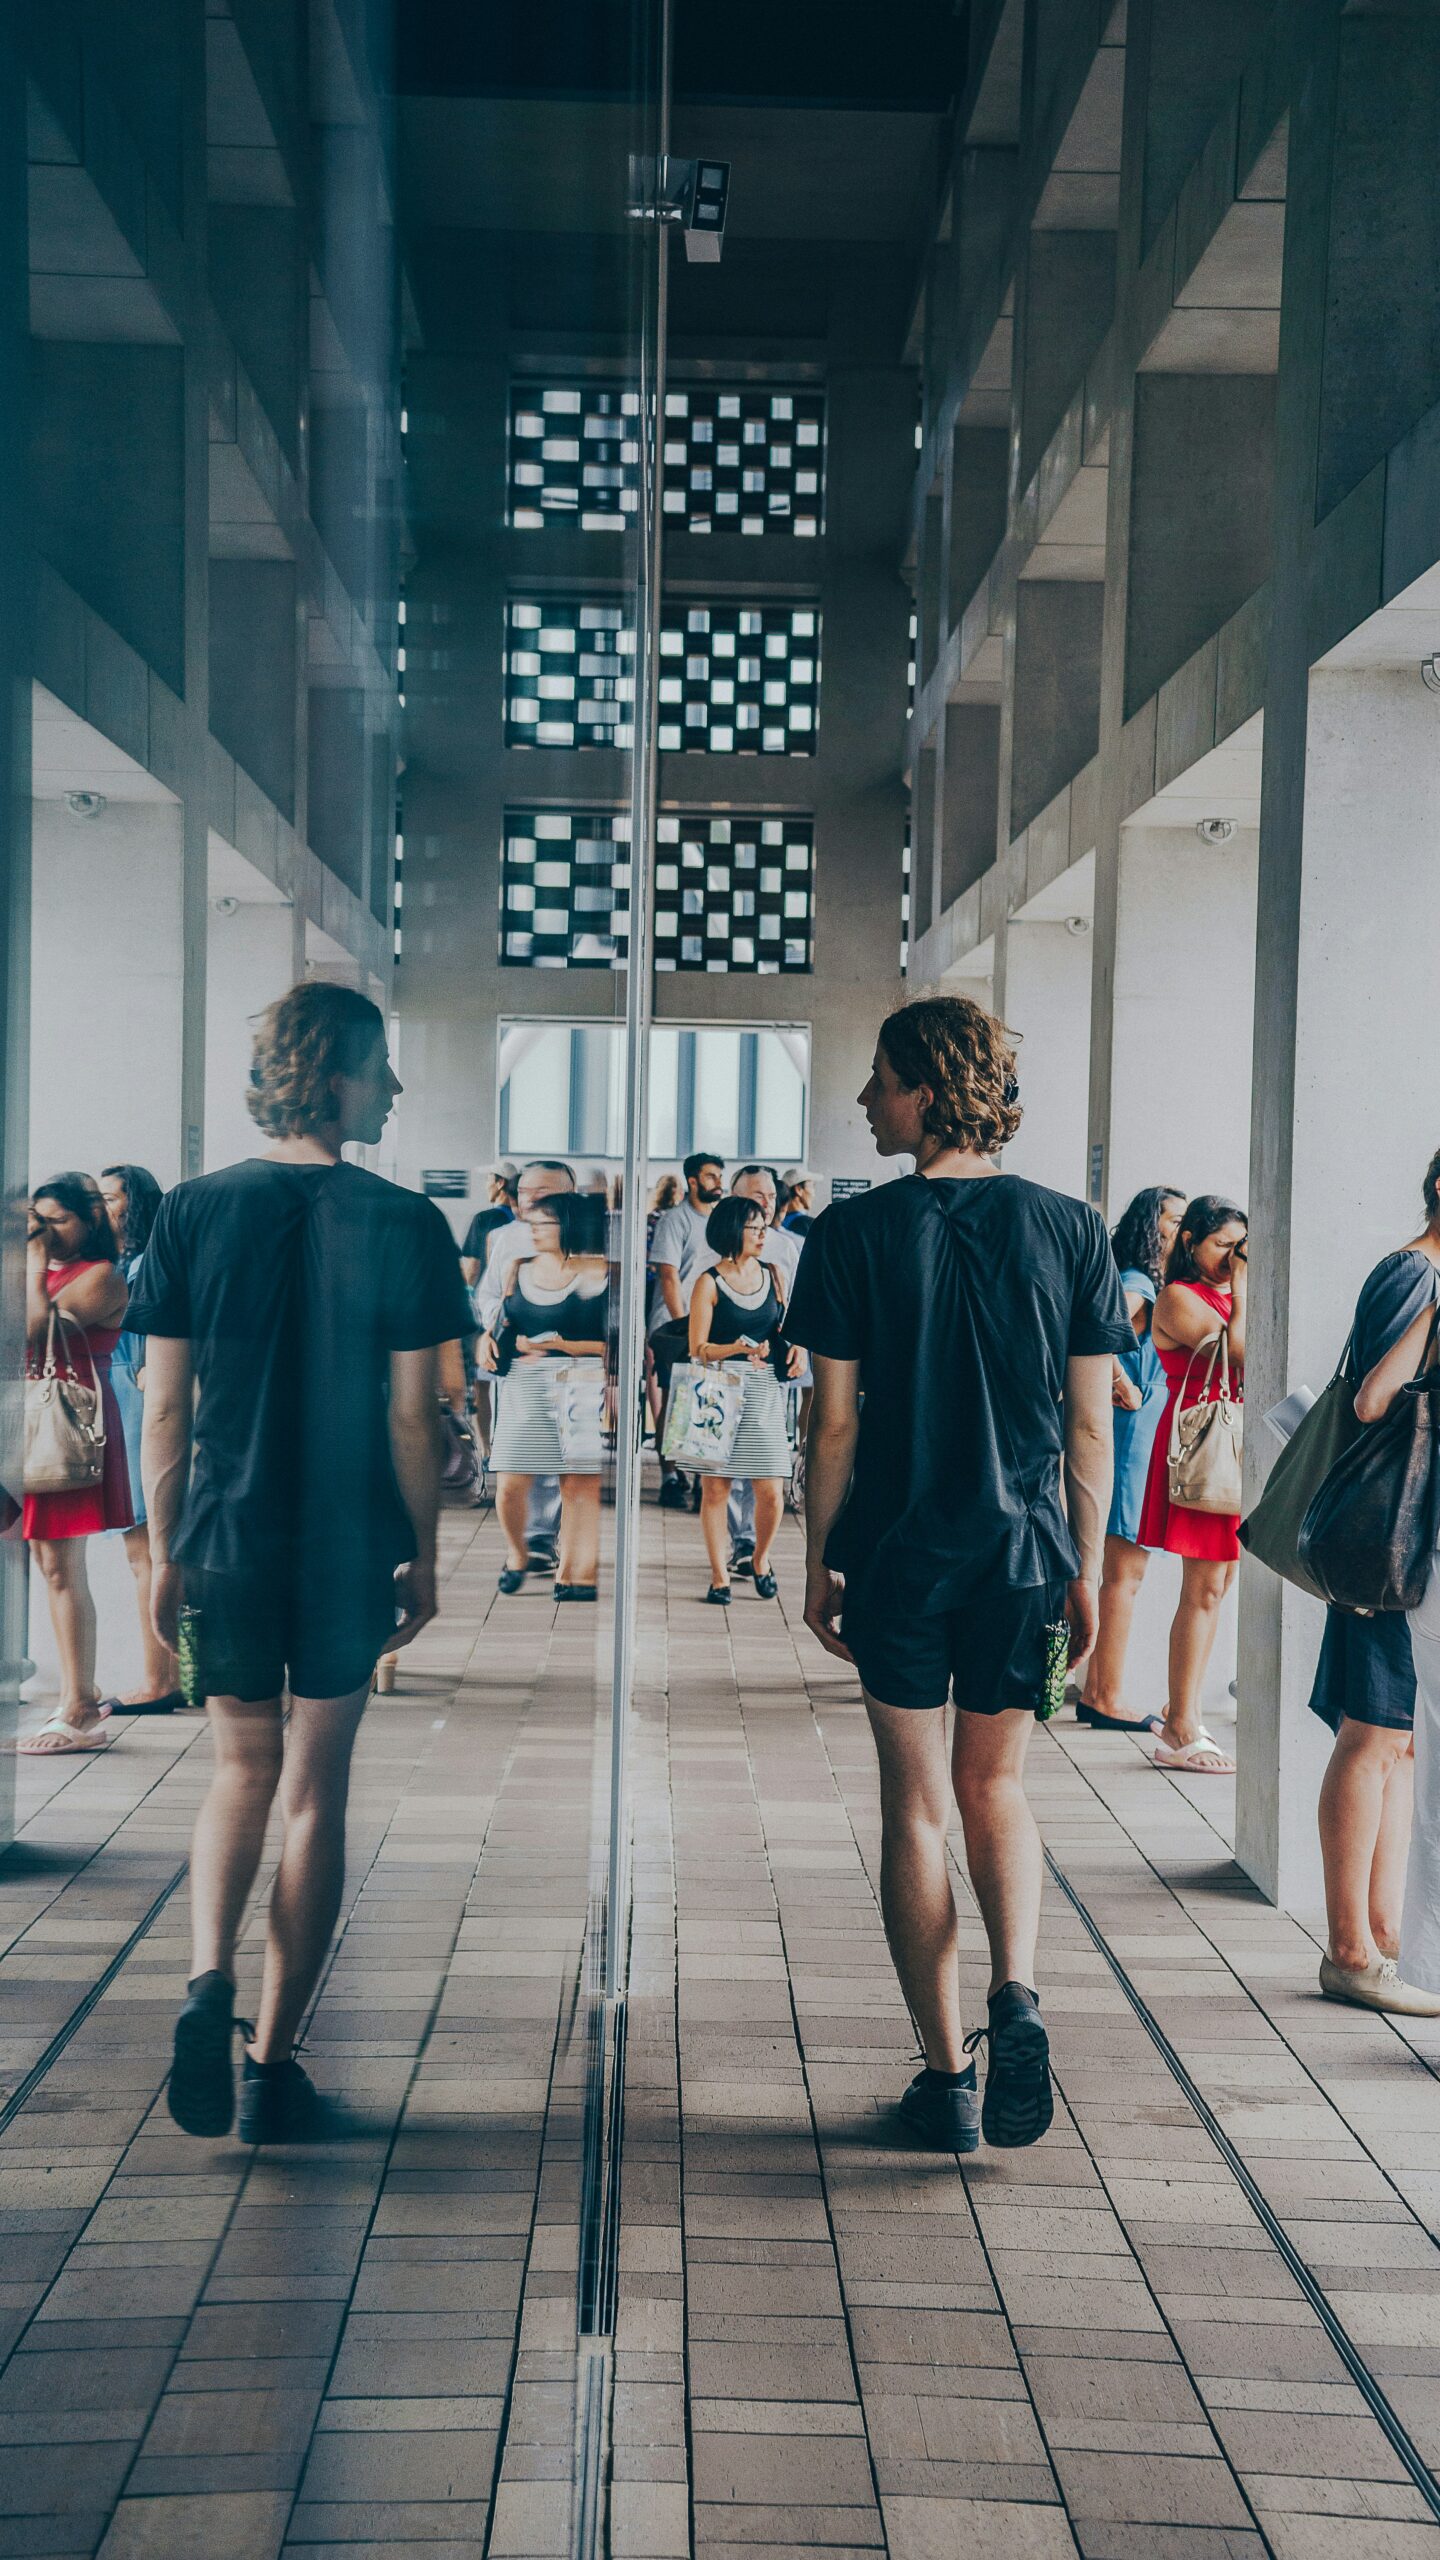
[
  {"xmin": 204, "ymin": 896, "xmax": 297, "ymax": 1170},
  {"xmin": 1238, "ymin": 668, "xmax": 1440, "ymax": 1914},
  {"xmin": 1106, "ymin": 823, "xmax": 1257, "ymax": 1214},
  {"xmin": 28, "ymin": 798, "xmax": 187, "ymax": 1186},
  {"xmin": 998, "ymin": 916, "xmax": 1092, "ymax": 1197},
  {"xmin": 0, "ymin": 17, "xmax": 31, "ymax": 1796}
]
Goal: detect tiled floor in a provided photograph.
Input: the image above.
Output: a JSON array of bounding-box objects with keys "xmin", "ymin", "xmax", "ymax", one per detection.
[{"xmin": 3, "ymin": 1500, "xmax": 1440, "ymax": 2558}]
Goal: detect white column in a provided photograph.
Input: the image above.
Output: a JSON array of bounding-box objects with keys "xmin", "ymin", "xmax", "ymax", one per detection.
[
  {"xmin": 204, "ymin": 897, "xmax": 298, "ymax": 1171},
  {"xmin": 1239, "ymin": 669, "xmax": 1440, "ymax": 1913},
  {"xmin": 1099, "ymin": 821, "xmax": 1259, "ymax": 1729},
  {"xmin": 29, "ymin": 796, "xmax": 186, "ymax": 1185},
  {"xmin": 999, "ymin": 917, "xmax": 1091, "ymax": 1198}
]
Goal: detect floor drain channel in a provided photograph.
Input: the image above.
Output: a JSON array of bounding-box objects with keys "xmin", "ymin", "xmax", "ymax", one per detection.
[
  {"xmin": 0, "ymin": 1860, "xmax": 189, "ymax": 2138},
  {"xmin": 1044, "ymin": 1847, "xmax": 1440, "ymax": 2524}
]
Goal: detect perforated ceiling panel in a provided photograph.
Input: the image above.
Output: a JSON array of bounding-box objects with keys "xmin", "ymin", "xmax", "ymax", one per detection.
[
  {"xmin": 506, "ymin": 600, "xmax": 820, "ymax": 756},
  {"xmin": 507, "ymin": 383, "xmax": 825, "ymax": 536}
]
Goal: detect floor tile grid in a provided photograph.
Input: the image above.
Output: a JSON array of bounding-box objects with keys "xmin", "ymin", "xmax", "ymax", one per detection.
[
  {"xmin": 744, "ymin": 1574, "xmax": 1281, "ymax": 2560},
  {"xmin": 664, "ymin": 1574, "xmax": 890, "ymax": 2558},
  {"xmin": 0, "ymin": 1510, "xmax": 556, "ymax": 2557},
  {"xmin": 0, "ymin": 1691, "xmax": 452, "ymax": 2560},
  {"xmin": 1046, "ymin": 1717, "xmax": 1440, "ymax": 2236},
  {"xmin": 1023, "ymin": 1732, "xmax": 1440, "ymax": 2535},
  {"xmin": 609, "ymin": 1575, "xmax": 692, "ymax": 2560},
  {"xmin": 762, "ymin": 1545, "xmax": 1440, "ymax": 2556},
  {"xmin": 289, "ymin": 1508, "xmax": 608, "ymax": 2559}
]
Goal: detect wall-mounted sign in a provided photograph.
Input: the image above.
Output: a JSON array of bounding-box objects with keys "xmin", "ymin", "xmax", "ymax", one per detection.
[
  {"xmin": 1088, "ymin": 1141, "xmax": 1104, "ymax": 1205},
  {"xmin": 422, "ymin": 1169, "xmax": 469, "ymax": 1199},
  {"xmin": 830, "ymin": 1175, "xmax": 872, "ymax": 1202}
]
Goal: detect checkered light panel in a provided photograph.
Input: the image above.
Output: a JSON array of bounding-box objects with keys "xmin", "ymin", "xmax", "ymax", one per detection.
[
  {"xmin": 507, "ymin": 383, "xmax": 825, "ymax": 536},
  {"xmin": 500, "ymin": 811, "xmax": 815, "ymax": 975},
  {"xmin": 506, "ymin": 601, "xmax": 820, "ymax": 757}
]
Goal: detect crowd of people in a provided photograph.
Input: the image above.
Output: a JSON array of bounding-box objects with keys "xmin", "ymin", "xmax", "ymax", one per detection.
[{"xmin": 13, "ymin": 976, "xmax": 1440, "ymax": 2159}]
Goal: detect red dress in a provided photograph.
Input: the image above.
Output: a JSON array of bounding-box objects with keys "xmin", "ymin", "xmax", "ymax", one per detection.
[
  {"xmin": 23, "ymin": 1262, "xmax": 134, "ymax": 1542},
  {"xmin": 1137, "ymin": 1279, "xmax": 1242, "ymax": 1562}
]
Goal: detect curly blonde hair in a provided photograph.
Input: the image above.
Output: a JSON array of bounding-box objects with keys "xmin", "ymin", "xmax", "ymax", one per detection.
[
  {"xmin": 877, "ymin": 995, "xmax": 1023, "ymax": 1155},
  {"xmin": 246, "ymin": 983, "xmax": 387, "ymax": 1138}
]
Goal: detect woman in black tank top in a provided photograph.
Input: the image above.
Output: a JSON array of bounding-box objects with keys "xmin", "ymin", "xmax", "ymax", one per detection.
[
  {"xmin": 482, "ymin": 1193, "xmax": 609, "ymax": 1599},
  {"xmin": 688, "ymin": 1197, "xmax": 802, "ymax": 1604}
]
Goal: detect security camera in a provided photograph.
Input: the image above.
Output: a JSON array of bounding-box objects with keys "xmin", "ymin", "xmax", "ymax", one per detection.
[
  {"xmin": 1195, "ymin": 818, "xmax": 1235, "ymax": 846},
  {"xmin": 213, "ymin": 895, "xmax": 239, "ymax": 917},
  {"xmin": 64, "ymin": 791, "xmax": 106, "ymax": 819},
  {"xmin": 1063, "ymin": 915, "xmax": 1090, "ymax": 937}
]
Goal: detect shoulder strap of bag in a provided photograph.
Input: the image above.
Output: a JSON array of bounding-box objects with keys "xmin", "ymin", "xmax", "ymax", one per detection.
[
  {"xmin": 1169, "ymin": 1332, "xmax": 1225, "ymax": 1460},
  {"xmin": 50, "ymin": 1301, "xmax": 101, "ymax": 1397}
]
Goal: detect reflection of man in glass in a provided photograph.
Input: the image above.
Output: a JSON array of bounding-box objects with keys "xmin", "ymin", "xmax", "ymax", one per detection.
[
  {"xmin": 648, "ymin": 1152, "xmax": 725, "ymax": 1508},
  {"xmin": 135, "ymin": 983, "xmax": 470, "ymax": 2145}
]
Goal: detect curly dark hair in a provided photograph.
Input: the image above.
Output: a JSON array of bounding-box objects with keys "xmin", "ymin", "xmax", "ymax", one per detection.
[
  {"xmin": 99, "ymin": 1163, "xmax": 163, "ymax": 1260},
  {"xmin": 247, "ymin": 983, "xmax": 386, "ymax": 1138},
  {"xmin": 31, "ymin": 1174, "xmax": 119, "ymax": 1263},
  {"xmin": 877, "ymin": 996, "xmax": 1022, "ymax": 1156},
  {"xmin": 1424, "ymin": 1147, "xmax": 1440, "ymax": 1224},
  {"xmin": 1111, "ymin": 1185, "xmax": 1185, "ymax": 1291},
  {"xmin": 1165, "ymin": 1194, "xmax": 1247, "ymax": 1286}
]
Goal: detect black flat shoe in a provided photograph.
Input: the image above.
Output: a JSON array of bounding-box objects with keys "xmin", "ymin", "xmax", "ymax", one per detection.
[
  {"xmin": 705, "ymin": 1584, "xmax": 731, "ymax": 1605},
  {"xmin": 1074, "ymin": 1702, "xmax": 1163, "ymax": 1734},
  {"xmin": 554, "ymin": 1583, "xmax": 597, "ymax": 1602},
  {"xmin": 497, "ymin": 1567, "xmax": 526, "ymax": 1595},
  {"xmin": 105, "ymin": 1689, "xmax": 186, "ymax": 1717},
  {"xmin": 753, "ymin": 1572, "xmax": 778, "ymax": 1600}
]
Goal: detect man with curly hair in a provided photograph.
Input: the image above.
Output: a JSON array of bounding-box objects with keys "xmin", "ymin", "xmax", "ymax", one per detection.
[
  {"xmin": 131, "ymin": 982, "xmax": 472, "ymax": 2145},
  {"xmin": 785, "ymin": 995, "xmax": 1132, "ymax": 2152}
]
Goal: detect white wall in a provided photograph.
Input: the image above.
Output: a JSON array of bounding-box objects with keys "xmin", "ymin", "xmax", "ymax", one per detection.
[
  {"xmin": 29, "ymin": 797, "xmax": 185, "ymax": 1186},
  {"xmin": 204, "ymin": 899, "xmax": 298, "ymax": 1171},
  {"xmin": 1108, "ymin": 823, "xmax": 1258, "ymax": 1214},
  {"xmin": 1000, "ymin": 919, "xmax": 1092, "ymax": 1197}
]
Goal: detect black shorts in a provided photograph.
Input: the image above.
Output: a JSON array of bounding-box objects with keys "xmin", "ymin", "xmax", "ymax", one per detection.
[
  {"xmin": 844, "ymin": 1577, "xmax": 1072, "ymax": 1715},
  {"xmin": 180, "ymin": 1566, "xmax": 400, "ymax": 1705}
]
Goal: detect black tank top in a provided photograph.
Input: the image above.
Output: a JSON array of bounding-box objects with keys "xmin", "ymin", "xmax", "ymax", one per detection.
[
  {"xmin": 711, "ymin": 1269, "xmax": 779, "ymax": 1346},
  {"xmin": 502, "ymin": 1264, "xmax": 610, "ymax": 1351}
]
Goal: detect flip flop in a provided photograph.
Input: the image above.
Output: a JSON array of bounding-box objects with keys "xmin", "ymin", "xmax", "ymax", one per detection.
[
  {"xmin": 15, "ymin": 1709, "xmax": 113, "ymax": 1756},
  {"xmin": 1074, "ymin": 1703, "xmax": 1164, "ymax": 1734},
  {"xmin": 1152, "ymin": 1730, "xmax": 1235, "ymax": 1775}
]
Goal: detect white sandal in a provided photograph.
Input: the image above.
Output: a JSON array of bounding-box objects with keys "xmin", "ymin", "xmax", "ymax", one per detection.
[
  {"xmin": 15, "ymin": 1707, "xmax": 112, "ymax": 1756},
  {"xmin": 1152, "ymin": 1727, "xmax": 1235, "ymax": 1776}
]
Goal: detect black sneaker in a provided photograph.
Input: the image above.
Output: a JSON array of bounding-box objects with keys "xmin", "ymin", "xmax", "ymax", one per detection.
[
  {"xmin": 526, "ymin": 1544, "xmax": 558, "ymax": 1575},
  {"xmin": 657, "ymin": 1474, "xmax": 688, "ymax": 1511},
  {"xmin": 167, "ymin": 1972, "xmax": 247, "ymax": 2138},
  {"xmin": 729, "ymin": 1545, "xmax": 755, "ymax": 1579},
  {"xmin": 898, "ymin": 2064, "xmax": 980, "ymax": 2152},
  {"xmin": 238, "ymin": 2055, "xmax": 343, "ymax": 2145},
  {"xmin": 966, "ymin": 1982, "xmax": 1054, "ymax": 2149}
]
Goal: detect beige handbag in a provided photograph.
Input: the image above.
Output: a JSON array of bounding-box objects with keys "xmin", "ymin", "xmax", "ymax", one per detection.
[
  {"xmin": 1167, "ymin": 1329, "xmax": 1243, "ymax": 1514},
  {"xmin": 24, "ymin": 1303, "xmax": 106, "ymax": 1495}
]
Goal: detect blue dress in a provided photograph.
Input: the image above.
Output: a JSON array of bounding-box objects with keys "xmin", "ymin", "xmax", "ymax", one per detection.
[
  {"xmin": 1108, "ymin": 1267, "xmax": 1165, "ymax": 1545},
  {"xmin": 108, "ymin": 1251, "xmax": 146, "ymax": 1529}
]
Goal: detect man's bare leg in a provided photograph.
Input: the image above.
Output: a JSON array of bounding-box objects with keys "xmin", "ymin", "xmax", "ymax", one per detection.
[
  {"xmin": 950, "ymin": 1706, "xmax": 1043, "ymax": 1996},
  {"xmin": 863, "ymin": 1696, "xmax": 966, "ymax": 2070},
  {"xmin": 250, "ymin": 1685, "xmax": 370, "ymax": 2064}
]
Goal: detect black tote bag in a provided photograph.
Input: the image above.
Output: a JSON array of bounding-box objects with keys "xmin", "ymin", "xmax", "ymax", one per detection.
[
  {"xmin": 1238, "ymin": 1340, "xmax": 1362, "ymax": 1600},
  {"xmin": 1297, "ymin": 1311, "xmax": 1440, "ymax": 1612}
]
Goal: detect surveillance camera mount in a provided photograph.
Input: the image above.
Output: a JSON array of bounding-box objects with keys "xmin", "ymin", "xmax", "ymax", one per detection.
[
  {"xmin": 63, "ymin": 790, "xmax": 107, "ymax": 820},
  {"xmin": 1195, "ymin": 818, "xmax": 1236, "ymax": 846}
]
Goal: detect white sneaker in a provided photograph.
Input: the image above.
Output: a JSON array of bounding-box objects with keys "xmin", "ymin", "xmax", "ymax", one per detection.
[{"xmin": 1319, "ymin": 1954, "xmax": 1440, "ymax": 2017}]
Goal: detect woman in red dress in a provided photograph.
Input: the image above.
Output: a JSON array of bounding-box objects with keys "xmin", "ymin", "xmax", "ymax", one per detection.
[
  {"xmin": 1138, "ymin": 1194, "xmax": 1248, "ymax": 1775},
  {"xmin": 19, "ymin": 1176, "xmax": 132, "ymax": 1754}
]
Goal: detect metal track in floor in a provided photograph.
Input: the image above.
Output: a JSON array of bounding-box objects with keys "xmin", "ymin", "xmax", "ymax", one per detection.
[
  {"xmin": 0, "ymin": 1858, "xmax": 189, "ymax": 2139},
  {"xmin": 1043, "ymin": 1845, "xmax": 1440, "ymax": 2525}
]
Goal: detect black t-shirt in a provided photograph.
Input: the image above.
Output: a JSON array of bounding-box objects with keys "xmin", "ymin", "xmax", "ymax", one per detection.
[
  {"xmin": 784, "ymin": 1172, "xmax": 1134, "ymax": 1617},
  {"xmin": 128, "ymin": 1158, "xmax": 473, "ymax": 1591},
  {"xmin": 462, "ymin": 1203, "xmax": 514, "ymax": 1262}
]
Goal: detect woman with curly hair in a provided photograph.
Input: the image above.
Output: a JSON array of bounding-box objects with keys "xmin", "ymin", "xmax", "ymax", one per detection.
[
  {"xmin": 1075, "ymin": 1184, "xmax": 1185, "ymax": 1732},
  {"xmin": 785, "ymin": 995, "xmax": 1133, "ymax": 2154}
]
